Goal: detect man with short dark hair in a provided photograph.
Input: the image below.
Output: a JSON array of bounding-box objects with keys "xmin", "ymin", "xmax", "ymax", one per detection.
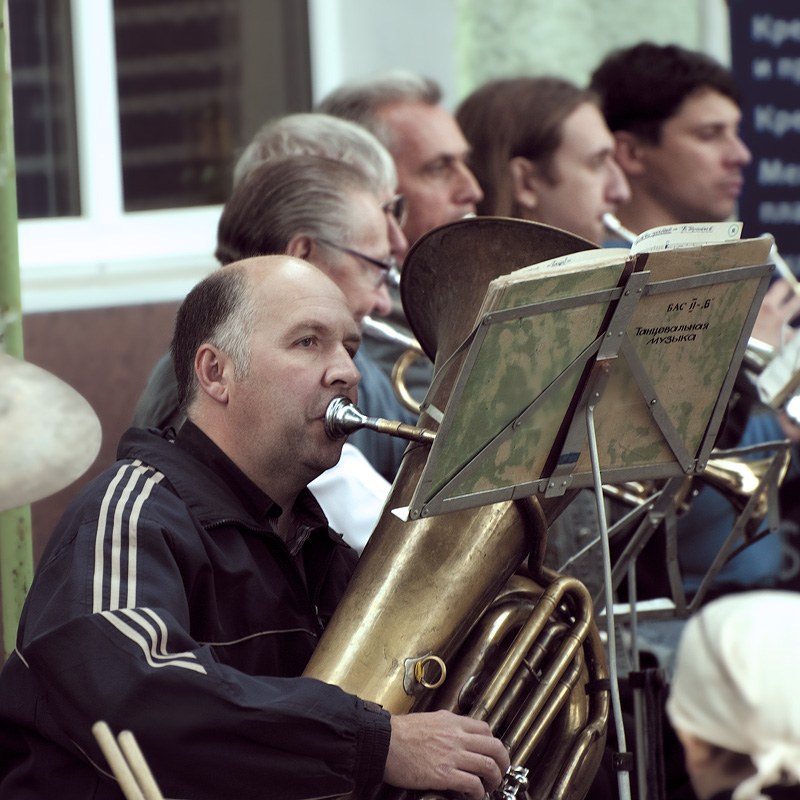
[
  {"xmin": 590, "ymin": 42, "xmax": 752, "ymax": 235},
  {"xmin": 0, "ymin": 256, "xmax": 510, "ymax": 800}
]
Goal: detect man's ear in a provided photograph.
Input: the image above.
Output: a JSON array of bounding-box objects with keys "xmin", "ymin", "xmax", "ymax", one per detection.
[
  {"xmin": 509, "ymin": 156, "xmax": 539, "ymax": 210},
  {"xmin": 194, "ymin": 344, "xmax": 232, "ymax": 404},
  {"xmin": 286, "ymin": 234, "xmax": 313, "ymax": 261},
  {"xmin": 614, "ymin": 130, "xmax": 647, "ymax": 176}
]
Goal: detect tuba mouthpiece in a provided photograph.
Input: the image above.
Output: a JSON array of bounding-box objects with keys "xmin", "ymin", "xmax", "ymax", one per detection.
[
  {"xmin": 324, "ymin": 396, "xmax": 436, "ymax": 445},
  {"xmin": 324, "ymin": 396, "xmax": 370, "ymax": 439}
]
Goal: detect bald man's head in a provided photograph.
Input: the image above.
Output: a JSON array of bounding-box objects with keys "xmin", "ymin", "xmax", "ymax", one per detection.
[{"xmin": 172, "ymin": 255, "xmax": 354, "ymax": 412}]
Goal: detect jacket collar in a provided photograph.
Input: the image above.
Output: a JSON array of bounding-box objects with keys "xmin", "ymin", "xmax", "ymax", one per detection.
[{"xmin": 118, "ymin": 425, "xmax": 339, "ymax": 549}]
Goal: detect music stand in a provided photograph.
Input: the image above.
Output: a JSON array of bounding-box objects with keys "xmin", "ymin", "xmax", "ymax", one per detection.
[
  {"xmin": 407, "ymin": 238, "xmax": 773, "ymax": 520},
  {"xmin": 401, "ymin": 236, "xmax": 774, "ymax": 800}
]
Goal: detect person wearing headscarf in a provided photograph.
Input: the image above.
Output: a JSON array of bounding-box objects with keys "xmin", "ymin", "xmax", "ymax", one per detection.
[{"xmin": 666, "ymin": 591, "xmax": 800, "ymax": 800}]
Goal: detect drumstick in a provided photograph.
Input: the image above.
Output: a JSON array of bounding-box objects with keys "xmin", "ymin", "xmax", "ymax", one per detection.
[
  {"xmin": 92, "ymin": 721, "xmax": 146, "ymax": 800},
  {"xmin": 117, "ymin": 730, "xmax": 166, "ymax": 800}
]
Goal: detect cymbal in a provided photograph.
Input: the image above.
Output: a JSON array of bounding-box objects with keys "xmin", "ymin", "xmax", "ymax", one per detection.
[{"xmin": 0, "ymin": 353, "xmax": 102, "ymax": 512}]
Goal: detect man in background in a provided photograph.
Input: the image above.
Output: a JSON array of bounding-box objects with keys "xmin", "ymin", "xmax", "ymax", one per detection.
[
  {"xmin": 590, "ymin": 42, "xmax": 752, "ymax": 236},
  {"xmin": 318, "ymin": 71, "xmax": 483, "ymax": 256},
  {"xmin": 591, "ymin": 43, "xmax": 800, "ymax": 350},
  {"xmin": 318, "ymin": 72, "xmax": 484, "ymax": 400},
  {"xmin": 455, "ymin": 75, "xmax": 630, "ymax": 247}
]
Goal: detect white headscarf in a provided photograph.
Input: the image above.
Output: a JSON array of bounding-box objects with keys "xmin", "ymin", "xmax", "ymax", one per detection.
[{"xmin": 666, "ymin": 590, "xmax": 800, "ymax": 800}]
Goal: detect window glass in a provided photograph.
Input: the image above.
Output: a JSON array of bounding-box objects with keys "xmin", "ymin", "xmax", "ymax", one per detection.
[
  {"xmin": 9, "ymin": 0, "xmax": 81, "ymax": 219},
  {"xmin": 8, "ymin": 0, "xmax": 311, "ymax": 220},
  {"xmin": 113, "ymin": 0, "xmax": 312, "ymax": 212}
]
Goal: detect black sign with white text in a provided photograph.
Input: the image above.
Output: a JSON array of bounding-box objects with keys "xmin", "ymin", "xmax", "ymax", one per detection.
[{"xmin": 729, "ymin": 1, "xmax": 800, "ymax": 274}]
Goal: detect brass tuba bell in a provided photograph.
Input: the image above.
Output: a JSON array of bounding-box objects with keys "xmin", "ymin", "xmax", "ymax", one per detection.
[{"xmin": 304, "ymin": 218, "xmax": 610, "ymax": 800}]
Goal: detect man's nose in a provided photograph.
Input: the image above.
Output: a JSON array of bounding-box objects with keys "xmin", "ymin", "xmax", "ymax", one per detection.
[
  {"xmin": 606, "ymin": 161, "xmax": 631, "ymax": 205},
  {"xmin": 387, "ymin": 214, "xmax": 409, "ymax": 261},
  {"xmin": 727, "ymin": 133, "xmax": 752, "ymax": 166},
  {"xmin": 328, "ymin": 345, "xmax": 361, "ymax": 389},
  {"xmin": 454, "ymin": 161, "xmax": 484, "ymax": 205},
  {"xmin": 371, "ymin": 283, "xmax": 394, "ymax": 318}
]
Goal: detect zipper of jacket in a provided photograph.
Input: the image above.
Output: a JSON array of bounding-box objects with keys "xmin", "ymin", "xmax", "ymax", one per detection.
[
  {"xmin": 207, "ymin": 518, "xmax": 331, "ymax": 636},
  {"xmin": 310, "ymin": 544, "xmax": 339, "ymax": 634}
]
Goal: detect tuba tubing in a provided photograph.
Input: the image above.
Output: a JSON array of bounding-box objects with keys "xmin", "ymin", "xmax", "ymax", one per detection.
[
  {"xmin": 303, "ymin": 425, "xmax": 547, "ymax": 713},
  {"xmin": 362, "ymin": 316, "xmax": 428, "ymax": 416},
  {"xmin": 303, "ymin": 218, "xmax": 609, "ymax": 800}
]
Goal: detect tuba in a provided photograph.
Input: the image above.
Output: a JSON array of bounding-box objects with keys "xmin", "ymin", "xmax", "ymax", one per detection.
[{"xmin": 303, "ymin": 218, "xmax": 610, "ymax": 800}]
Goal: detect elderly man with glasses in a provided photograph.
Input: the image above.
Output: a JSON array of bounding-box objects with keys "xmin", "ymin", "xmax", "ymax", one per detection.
[{"xmin": 132, "ymin": 116, "xmax": 417, "ymax": 550}]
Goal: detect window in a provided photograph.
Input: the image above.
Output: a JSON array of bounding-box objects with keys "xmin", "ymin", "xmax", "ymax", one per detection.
[
  {"xmin": 9, "ymin": 0, "xmax": 80, "ymax": 219},
  {"xmin": 11, "ymin": 0, "xmax": 311, "ymax": 311},
  {"xmin": 113, "ymin": 0, "xmax": 311, "ymax": 212}
]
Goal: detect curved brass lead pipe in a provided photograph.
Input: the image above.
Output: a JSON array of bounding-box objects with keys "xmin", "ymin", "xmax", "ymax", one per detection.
[
  {"xmin": 391, "ymin": 348, "xmax": 427, "ymax": 416},
  {"xmin": 362, "ymin": 316, "xmax": 428, "ymax": 416}
]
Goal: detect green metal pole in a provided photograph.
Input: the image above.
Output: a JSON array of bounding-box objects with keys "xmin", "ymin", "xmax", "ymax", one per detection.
[{"xmin": 0, "ymin": 0, "xmax": 33, "ymax": 662}]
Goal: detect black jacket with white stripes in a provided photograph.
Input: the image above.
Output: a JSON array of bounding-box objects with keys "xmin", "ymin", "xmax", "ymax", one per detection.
[{"xmin": 0, "ymin": 423, "xmax": 391, "ymax": 799}]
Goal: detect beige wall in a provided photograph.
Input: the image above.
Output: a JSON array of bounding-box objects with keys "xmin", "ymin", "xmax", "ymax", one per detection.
[
  {"xmin": 0, "ymin": 302, "xmax": 178, "ymax": 648},
  {"xmin": 455, "ymin": 0, "xmax": 705, "ymax": 98}
]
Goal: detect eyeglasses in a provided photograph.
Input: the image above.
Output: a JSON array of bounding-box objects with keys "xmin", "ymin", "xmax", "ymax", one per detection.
[
  {"xmin": 380, "ymin": 193, "xmax": 409, "ymax": 228},
  {"xmin": 317, "ymin": 238, "xmax": 401, "ymax": 289}
]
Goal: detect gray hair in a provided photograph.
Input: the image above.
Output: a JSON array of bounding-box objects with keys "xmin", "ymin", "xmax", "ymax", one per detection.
[
  {"xmin": 316, "ymin": 70, "xmax": 442, "ymax": 151},
  {"xmin": 233, "ymin": 112, "xmax": 397, "ymax": 196},
  {"xmin": 172, "ymin": 265, "xmax": 259, "ymax": 412},
  {"xmin": 216, "ymin": 155, "xmax": 373, "ymax": 266}
]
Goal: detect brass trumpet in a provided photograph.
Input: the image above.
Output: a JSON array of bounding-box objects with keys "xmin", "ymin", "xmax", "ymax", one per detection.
[
  {"xmin": 605, "ymin": 448, "xmax": 791, "ymax": 541},
  {"xmin": 699, "ymin": 448, "xmax": 791, "ymax": 540},
  {"xmin": 601, "ymin": 212, "xmax": 637, "ymax": 245}
]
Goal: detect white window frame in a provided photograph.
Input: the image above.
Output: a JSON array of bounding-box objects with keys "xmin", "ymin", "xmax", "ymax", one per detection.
[
  {"xmin": 18, "ymin": 0, "xmax": 224, "ymax": 314},
  {"xmin": 17, "ymin": 0, "xmax": 461, "ymax": 314}
]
